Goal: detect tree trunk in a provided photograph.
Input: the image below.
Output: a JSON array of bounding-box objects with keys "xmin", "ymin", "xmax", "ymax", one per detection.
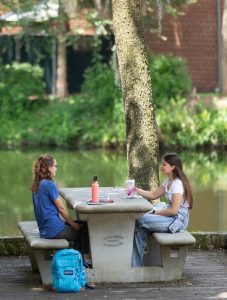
[
  {"xmin": 222, "ymin": 0, "xmax": 227, "ymax": 95},
  {"xmin": 56, "ymin": 34, "xmax": 68, "ymax": 100},
  {"xmin": 55, "ymin": 0, "xmax": 79, "ymax": 100},
  {"xmin": 112, "ymin": 0, "xmax": 159, "ymax": 191},
  {"xmin": 56, "ymin": 2, "xmax": 68, "ymax": 100}
]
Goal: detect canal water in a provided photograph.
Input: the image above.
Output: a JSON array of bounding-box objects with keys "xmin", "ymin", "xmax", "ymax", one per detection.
[{"xmin": 0, "ymin": 149, "xmax": 226, "ymax": 236}]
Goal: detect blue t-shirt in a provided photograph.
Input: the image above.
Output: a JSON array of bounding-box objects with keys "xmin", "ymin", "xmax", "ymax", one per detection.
[{"xmin": 32, "ymin": 179, "xmax": 65, "ymax": 238}]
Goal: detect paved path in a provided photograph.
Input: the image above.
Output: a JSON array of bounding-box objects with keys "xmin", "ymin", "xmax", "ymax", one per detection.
[{"xmin": 0, "ymin": 250, "xmax": 226, "ymax": 300}]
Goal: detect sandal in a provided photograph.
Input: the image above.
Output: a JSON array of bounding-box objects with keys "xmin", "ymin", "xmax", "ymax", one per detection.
[{"xmin": 86, "ymin": 282, "xmax": 96, "ymax": 289}]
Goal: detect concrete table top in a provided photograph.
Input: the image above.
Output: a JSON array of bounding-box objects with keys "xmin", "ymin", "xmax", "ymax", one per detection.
[{"xmin": 59, "ymin": 187, "xmax": 153, "ymax": 214}]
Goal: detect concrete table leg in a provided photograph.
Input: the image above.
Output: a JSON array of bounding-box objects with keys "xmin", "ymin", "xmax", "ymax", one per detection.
[{"xmin": 80, "ymin": 212, "xmax": 142, "ymax": 282}]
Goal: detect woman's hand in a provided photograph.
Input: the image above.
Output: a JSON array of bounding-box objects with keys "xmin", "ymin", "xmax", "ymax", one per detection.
[{"xmin": 71, "ymin": 222, "xmax": 83, "ymax": 231}]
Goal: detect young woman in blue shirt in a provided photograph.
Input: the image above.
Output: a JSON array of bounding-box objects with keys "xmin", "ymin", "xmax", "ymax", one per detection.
[{"xmin": 31, "ymin": 154, "xmax": 91, "ymax": 267}]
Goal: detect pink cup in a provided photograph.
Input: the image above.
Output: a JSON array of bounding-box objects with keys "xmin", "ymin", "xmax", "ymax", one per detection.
[{"xmin": 125, "ymin": 179, "xmax": 136, "ymax": 198}]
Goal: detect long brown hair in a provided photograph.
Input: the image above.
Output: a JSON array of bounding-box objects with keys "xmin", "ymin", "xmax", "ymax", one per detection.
[
  {"xmin": 31, "ymin": 154, "xmax": 55, "ymax": 192},
  {"xmin": 163, "ymin": 153, "xmax": 193, "ymax": 209}
]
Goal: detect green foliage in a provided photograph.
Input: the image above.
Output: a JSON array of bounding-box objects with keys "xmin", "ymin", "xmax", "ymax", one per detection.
[
  {"xmin": 0, "ymin": 118, "xmax": 24, "ymax": 148},
  {"xmin": 17, "ymin": 86, "xmax": 125, "ymax": 149},
  {"xmin": 79, "ymin": 62, "xmax": 125, "ymax": 147},
  {"xmin": 0, "ymin": 60, "xmax": 125, "ymax": 149},
  {"xmin": 148, "ymin": 53, "xmax": 191, "ymax": 108},
  {"xmin": 0, "ymin": 62, "xmax": 46, "ymax": 118},
  {"xmin": 156, "ymin": 98, "xmax": 227, "ymax": 149},
  {"xmin": 0, "ymin": 56, "xmax": 226, "ymax": 151},
  {"xmin": 82, "ymin": 61, "xmax": 118, "ymax": 110},
  {"xmin": 21, "ymin": 100, "xmax": 80, "ymax": 148}
]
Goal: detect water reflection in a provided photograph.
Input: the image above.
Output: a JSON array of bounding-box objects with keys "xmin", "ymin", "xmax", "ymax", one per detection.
[
  {"xmin": 0, "ymin": 149, "xmax": 226, "ymax": 235},
  {"xmin": 180, "ymin": 151, "xmax": 227, "ymax": 232},
  {"xmin": 216, "ymin": 190, "xmax": 227, "ymax": 231}
]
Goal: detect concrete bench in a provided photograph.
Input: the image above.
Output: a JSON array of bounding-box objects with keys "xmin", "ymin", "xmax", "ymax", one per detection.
[
  {"xmin": 18, "ymin": 221, "xmax": 69, "ymax": 285},
  {"xmin": 143, "ymin": 231, "xmax": 196, "ymax": 281}
]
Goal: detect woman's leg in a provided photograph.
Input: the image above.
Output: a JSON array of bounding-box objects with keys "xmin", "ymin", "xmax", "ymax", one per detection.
[
  {"xmin": 138, "ymin": 214, "xmax": 175, "ymax": 233},
  {"xmin": 132, "ymin": 220, "xmax": 149, "ymax": 267},
  {"xmin": 53, "ymin": 224, "xmax": 80, "ymax": 246},
  {"xmin": 76, "ymin": 221, "xmax": 92, "ymax": 268},
  {"xmin": 76, "ymin": 221, "xmax": 90, "ymax": 255},
  {"xmin": 54, "ymin": 221, "xmax": 90, "ymax": 255},
  {"xmin": 132, "ymin": 214, "xmax": 175, "ymax": 267}
]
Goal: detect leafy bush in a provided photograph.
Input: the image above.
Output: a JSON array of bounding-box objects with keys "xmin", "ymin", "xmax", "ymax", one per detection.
[
  {"xmin": 0, "ymin": 62, "xmax": 46, "ymax": 118},
  {"xmin": 156, "ymin": 98, "xmax": 227, "ymax": 149},
  {"xmin": 13, "ymin": 65, "xmax": 124, "ymax": 147},
  {"xmin": 20, "ymin": 90, "xmax": 126, "ymax": 149},
  {"xmin": 0, "ymin": 118, "xmax": 23, "ymax": 148},
  {"xmin": 82, "ymin": 61, "xmax": 121, "ymax": 111},
  {"xmin": 21, "ymin": 99, "xmax": 80, "ymax": 148},
  {"xmin": 148, "ymin": 53, "xmax": 191, "ymax": 108},
  {"xmin": 0, "ymin": 56, "xmax": 226, "ymax": 151},
  {"xmin": 79, "ymin": 62, "xmax": 125, "ymax": 147}
]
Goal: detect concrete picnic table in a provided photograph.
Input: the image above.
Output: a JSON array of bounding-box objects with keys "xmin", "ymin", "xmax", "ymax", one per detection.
[
  {"xmin": 59, "ymin": 187, "xmax": 195, "ymax": 283},
  {"xmin": 59, "ymin": 187, "xmax": 153, "ymax": 282}
]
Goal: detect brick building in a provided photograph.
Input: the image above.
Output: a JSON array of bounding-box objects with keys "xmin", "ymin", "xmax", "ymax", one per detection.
[
  {"xmin": 145, "ymin": 0, "xmax": 223, "ymax": 93},
  {"xmin": 0, "ymin": 0, "xmax": 224, "ymax": 93}
]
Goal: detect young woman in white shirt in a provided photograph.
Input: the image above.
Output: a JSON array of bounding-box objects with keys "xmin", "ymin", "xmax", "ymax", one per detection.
[{"xmin": 132, "ymin": 153, "xmax": 193, "ymax": 267}]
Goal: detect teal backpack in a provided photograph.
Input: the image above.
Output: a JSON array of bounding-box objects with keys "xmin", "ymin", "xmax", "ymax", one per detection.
[{"xmin": 51, "ymin": 249, "xmax": 87, "ymax": 293}]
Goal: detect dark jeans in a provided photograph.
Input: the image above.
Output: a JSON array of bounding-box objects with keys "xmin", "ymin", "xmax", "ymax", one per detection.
[{"xmin": 54, "ymin": 221, "xmax": 90, "ymax": 255}]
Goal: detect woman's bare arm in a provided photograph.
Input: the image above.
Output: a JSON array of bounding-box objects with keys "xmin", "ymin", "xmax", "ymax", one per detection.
[
  {"xmin": 136, "ymin": 185, "xmax": 165, "ymax": 201},
  {"xmin": 155, "ymin": 193, "xmax": 182, "ymax": 216},
  {"xmin": 54, "ymin": 198, "xmax": 82, "ymax": 231}
]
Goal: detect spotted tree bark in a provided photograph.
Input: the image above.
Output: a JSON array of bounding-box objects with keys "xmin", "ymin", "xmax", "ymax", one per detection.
[
  {"xmin": 112, "ymin": 0, "xmax": 159, "ymax": 191},
  {"xmin": 222, "ymin": 0, "xmax": 227, "ymax": 95}
]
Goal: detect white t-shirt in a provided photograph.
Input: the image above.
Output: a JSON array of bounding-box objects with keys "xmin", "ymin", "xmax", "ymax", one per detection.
[{"xmin": 162, "ymin": 178, "xmax": 189, "ymax": 208}]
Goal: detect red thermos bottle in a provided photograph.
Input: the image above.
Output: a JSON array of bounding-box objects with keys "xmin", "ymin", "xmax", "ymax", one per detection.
[{"xmin": 92, "ymin": 176, "xmax": 99, "ymax": 203}]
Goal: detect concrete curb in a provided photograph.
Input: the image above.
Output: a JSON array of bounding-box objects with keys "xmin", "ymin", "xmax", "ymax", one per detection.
[
  {"xmin": 191, "ymin": 232, "xmax": 227, "ymax": 250},
  {"xmin": 0, "ymin": 232, "xmax": 227, "ymax": 256},
  {"xmin": 0, "ymin": 236, "xmax": 27, "ymax": 256}
]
